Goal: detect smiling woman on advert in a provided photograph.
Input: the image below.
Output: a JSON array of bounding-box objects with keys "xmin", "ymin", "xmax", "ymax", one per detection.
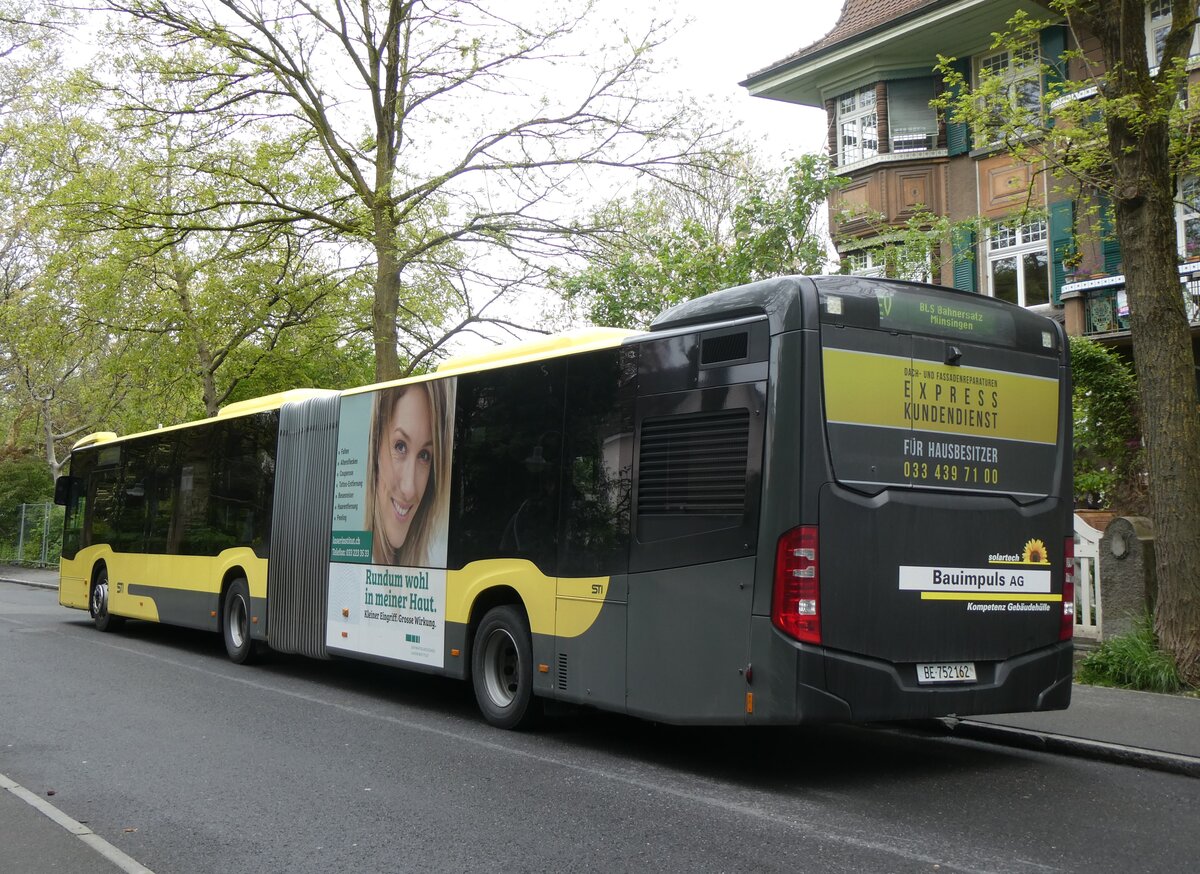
[{"xmin": 363, "ymin": 380, "xmax": 453, "ymax": 567}]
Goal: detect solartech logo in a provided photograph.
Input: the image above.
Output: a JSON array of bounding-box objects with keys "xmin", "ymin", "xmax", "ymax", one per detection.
[{"xmin": 988, "ymin": 538, "xmax": 1050, "ymax": 565}]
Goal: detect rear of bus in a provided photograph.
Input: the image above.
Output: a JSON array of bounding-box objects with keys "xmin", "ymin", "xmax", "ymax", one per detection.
[{"xmin": 773, "ymin": 276, "xmax": 1073, "ymax": 722}]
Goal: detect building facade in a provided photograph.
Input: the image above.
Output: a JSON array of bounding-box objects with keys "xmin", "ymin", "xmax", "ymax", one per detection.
[{"xmin": 740, "ymin": 0, "xmax": 1200, "ymax": 345}]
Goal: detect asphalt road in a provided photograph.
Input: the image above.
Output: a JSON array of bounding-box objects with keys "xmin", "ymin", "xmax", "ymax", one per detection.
[{"xmin": 2, "ymin": 582, "xmax": 1197, "ymax": 874}]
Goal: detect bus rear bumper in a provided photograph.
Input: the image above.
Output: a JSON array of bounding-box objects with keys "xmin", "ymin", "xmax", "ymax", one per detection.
[{"xmin": 778, "ymin": 639, "xmax": 1074, "ymax": 725}]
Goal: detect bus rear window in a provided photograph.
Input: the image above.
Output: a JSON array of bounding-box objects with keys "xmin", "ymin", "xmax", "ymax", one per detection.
[{"xmin": 817, "ymin": 277, "xmax": 1059, "ymax": 355}]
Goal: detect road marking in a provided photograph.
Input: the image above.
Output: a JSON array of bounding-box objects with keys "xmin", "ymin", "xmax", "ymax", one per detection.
[{"xmin": 0, "ymin": 772, "xmax": 155, "ymax": 874}]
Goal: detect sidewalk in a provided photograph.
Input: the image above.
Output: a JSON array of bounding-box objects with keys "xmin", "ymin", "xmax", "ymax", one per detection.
[
  {"xmin": 944, "ymin": 685, "xmax": 1200, "ymax": 777},
  {"xmin": 3, "ymin": 564, "xmax": 1197, "ymax": 776}
]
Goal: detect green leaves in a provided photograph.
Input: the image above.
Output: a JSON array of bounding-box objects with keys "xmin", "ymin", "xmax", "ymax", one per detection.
[
  {"xmin": 555, "ymin": 151, "xmax": 840, "ymax": 329},
  {"xmin": 1069, "ymin": 336, "xmax": 1141, "ymax": 510}
]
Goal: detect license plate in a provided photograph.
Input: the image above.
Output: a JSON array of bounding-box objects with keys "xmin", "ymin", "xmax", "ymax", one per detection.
[{"xmin": 916, "ymin": 662, "xmax": 977, "ymax": 684}]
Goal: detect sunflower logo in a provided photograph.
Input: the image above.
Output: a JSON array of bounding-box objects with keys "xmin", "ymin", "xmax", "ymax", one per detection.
[{"xmin": 1022, "ymin": 538, "xmax": 1050, "ymax": 564}]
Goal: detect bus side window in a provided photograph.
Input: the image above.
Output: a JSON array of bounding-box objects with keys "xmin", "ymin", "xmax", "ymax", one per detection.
[
  {"xmin": 559, "ymin": 349, "xmax": 633, "ymax": 577},
  {"xmin": 145, "ymin": 435, "xmax": 179, "ymax": 555},
  {"xmin": 449, "ymin": 360, "xmax": 566, "ymax": 574},
  {"xmin": 177, "ymin": 425, "xmax": 222, "ymax": 554},
  {"xmin": 61, "ymin": 453, "xmax": 97, "ymax": 560}
]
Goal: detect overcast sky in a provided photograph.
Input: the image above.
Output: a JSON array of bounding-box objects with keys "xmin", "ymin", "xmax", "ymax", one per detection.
[{"xmin": 660, "ymin": 0, "xmax": 841, "ymax": 157}]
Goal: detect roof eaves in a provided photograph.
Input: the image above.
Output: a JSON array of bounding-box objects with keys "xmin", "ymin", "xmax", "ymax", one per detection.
[{"xmin": 741, "ymin": 0, "xmax": 961, "ymax": 88}]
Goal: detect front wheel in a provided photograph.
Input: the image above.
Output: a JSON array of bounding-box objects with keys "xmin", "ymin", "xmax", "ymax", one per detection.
[
  {"xmin": 89, "ymin": 566, "xmax": 124, "ymax": 633},
  {"xmin": 222, "ymin": 578, "xmax": 258, "ymax": 665},
  {"xmin": 471, "ymin": 605, "xmax": 540, "ymax": 730}
]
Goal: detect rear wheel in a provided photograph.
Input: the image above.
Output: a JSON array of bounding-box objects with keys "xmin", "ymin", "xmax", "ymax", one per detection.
[
  {"xmin": 89, "ymin": 566, "xmax": 123, "ymax": 633},
  {"xmin": 471, "ymin": 605, "xmax": 540, "ymax": 730},
  {"xmin": 222, "ymin": 578, "xmax": 258, "ymax": 664}
]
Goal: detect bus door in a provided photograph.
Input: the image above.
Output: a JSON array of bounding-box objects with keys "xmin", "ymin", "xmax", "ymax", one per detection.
[{"xmin": 817, "ymin": 285, "xmax": 1067, "ymax": 686}]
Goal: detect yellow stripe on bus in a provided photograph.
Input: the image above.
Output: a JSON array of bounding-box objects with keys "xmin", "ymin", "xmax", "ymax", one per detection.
[
  {"xmin": 919, "ymin": 592, "xmax": 1063, "ymax": 601},
  {"xmin": 445, "ymin": 559, "xmax": 609, "ymax": 638},
  {"xmin": 822, "ymin": 348, "xmax": 1059, "ymax": 444}
]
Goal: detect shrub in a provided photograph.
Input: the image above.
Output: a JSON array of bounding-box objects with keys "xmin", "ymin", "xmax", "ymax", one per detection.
[
  {"xmin": 1076, "ymin": 614, "xmax": 1186, "ymax": 694},
  {"xmin": 1069, "ymin": 336, "xmax": 1142, "ymax": 510},
  {"xmin": 0, "ymin": 455, "xmax": 53, "ymax": 533}
]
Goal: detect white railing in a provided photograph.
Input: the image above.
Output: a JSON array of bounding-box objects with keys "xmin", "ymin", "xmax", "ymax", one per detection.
[{"xmin": 1073, "ymin": 513, "xmax": 1104, "ymax": 640}]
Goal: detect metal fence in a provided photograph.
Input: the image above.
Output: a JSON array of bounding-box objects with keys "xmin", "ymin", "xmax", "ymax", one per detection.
[{"xmin": 1, "ymin": 502, "xmax": 63, "ymax": 567}]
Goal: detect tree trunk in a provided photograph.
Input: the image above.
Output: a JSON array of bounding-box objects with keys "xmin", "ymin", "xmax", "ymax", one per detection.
[
  {"xmin": 1096, "ymin": 0, "xmax": 1200, "ymax": 685},
  {"xmin": 172, "ymin": 265, "xmax": 221, "ymax": 416},
  {"xmin": 372, "ymin": 231, "xmax": 402, "ymax": 384},
  {"xmin": 1120, "ymin": 195, "xmax": 1200, "ymax": 685},
  {"xmin": 40, "ymin": 396, "xmax": 63, "ymax": 480}
]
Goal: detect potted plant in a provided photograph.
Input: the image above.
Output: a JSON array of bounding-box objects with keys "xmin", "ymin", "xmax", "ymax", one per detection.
[{"xmin": 1063, "ymin": 251, "xmax": 1083, "ymax": 283}]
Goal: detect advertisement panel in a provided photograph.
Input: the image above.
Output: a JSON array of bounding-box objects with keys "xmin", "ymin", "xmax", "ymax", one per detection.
[
  {"xmin": 822, "ymin": 339, "xmax": 1060, "ymax": 498},
  {"xmin": 326, "ymin": 379, "xmax": 457, "ymax": 667}
]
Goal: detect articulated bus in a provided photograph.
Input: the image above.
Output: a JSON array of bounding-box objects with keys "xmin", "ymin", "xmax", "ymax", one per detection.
[{"xmin": 55, "ymin": 276, "xmax": 1074, "ymax": 729}]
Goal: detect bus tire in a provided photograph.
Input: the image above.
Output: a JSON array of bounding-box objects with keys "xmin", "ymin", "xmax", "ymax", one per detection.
[
  {"xmin": 222, "ymin": 578, "xmax": 257, "ymax": 665},
  {"xmin": 471, "ymin": 605, "xmax": 540, "ymax": 730},
  {"xmin": 89, "ymin": 566, "xmax": 124, "ymax": 633}
]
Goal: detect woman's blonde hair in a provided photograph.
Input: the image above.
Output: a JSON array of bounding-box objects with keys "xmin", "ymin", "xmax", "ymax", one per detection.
[{"xmin": 363, "ymin": 380, "xmax": 454, "ymax": 566}]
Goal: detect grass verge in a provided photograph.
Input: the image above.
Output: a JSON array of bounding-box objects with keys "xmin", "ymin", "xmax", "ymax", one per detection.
[{"xmin": 1076, "ymin": 614, "xmax": 1186, "ymax": 694}]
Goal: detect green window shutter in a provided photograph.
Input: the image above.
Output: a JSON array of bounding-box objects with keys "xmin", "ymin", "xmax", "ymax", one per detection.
[
  {"xmin": 946, "ymin": 58, "xmax": 971, "ymax": 156},
  {"xmin": 1049, "ymin": 200, "xmax": 1075, "ymax": 305},
  {"xmin": 951, "ymin": 227, "xmax": 977, "ymax": 292},
  {"xmin": 1098, "ymin": 193, "xmax": 1123, "ymax": 273},
  {"xmin": 1040, "ymin": 25, "xmax": 1067, "ymax": 102}
]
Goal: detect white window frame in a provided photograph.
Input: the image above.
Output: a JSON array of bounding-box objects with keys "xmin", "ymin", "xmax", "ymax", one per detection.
[
  {"xmin": 843, "ymin": 247, "xmax": 932, "ymax": 282},
  {"xmin": 973, "ymin": 40, "xmax": 1041, "ymax": 146},
  {"xmin": 844, "ymin": 250, "xmax": 886, "ymax": 278},
  {"xmin": 837, "ymin": 86, "xmax": 878, "ymax": 166},
  {"xmin": 986, "ymin": 219, "xmax": 1050, "ymax": 307},
  {"xmin": 1178, "ymin": 175, "xmax": 1200, "ymax": 261},
  {"xmin": 894, "ymin": 249, "xmax": 933, "ymax": 283},
  {"xmin": 1146, "ymin": 1, "xmax": 1200, "ymax": 70},
  {"xmin": 887, "ymin": 78, "xmax": 939, "ymax": 153},
  {"xmin": 1148, "ymin": 0, "xmax": 1174, "ymax": 67}
]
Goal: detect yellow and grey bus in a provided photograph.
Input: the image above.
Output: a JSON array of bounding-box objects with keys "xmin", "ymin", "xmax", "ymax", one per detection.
[{"xmin": 55, "ymin": 276, "xmax": 1075, "ymax": 728}]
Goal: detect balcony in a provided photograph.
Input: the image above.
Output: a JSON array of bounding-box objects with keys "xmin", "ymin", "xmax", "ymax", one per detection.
[
  {"xmin": 1063, "ymin": 263, "xmax": 1200, "ymax": 336},
  {"xmin": 831, "ymin": 154, "xmax": 949, "ymax": 240}
]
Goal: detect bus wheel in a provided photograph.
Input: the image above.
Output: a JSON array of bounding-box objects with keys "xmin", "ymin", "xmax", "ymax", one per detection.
[
  {"xmin": 471, "ymin": 605, "xmax": 540, "ymax": 730},
  {"xmin": 89, "ymin": 567, "xmax": 124, "ymax": 633},
  {"xmin": 222, "ymin": 578, "xmax": 258, "ymax": 665}
]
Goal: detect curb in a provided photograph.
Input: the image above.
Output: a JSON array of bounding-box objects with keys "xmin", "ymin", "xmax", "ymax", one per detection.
[
  {"xmin": 0, "ymin": 576, "xmax": 57, "ymax": 590},
  {"xmin": 936, "ymin": 718, "xmax": 1200, "ymax": 779},
  {"xmin": 1, "ymin": 772, "xmax": 155, "ymax": 874}
]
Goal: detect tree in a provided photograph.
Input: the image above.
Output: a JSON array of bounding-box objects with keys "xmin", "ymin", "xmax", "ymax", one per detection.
[
  {"xmin": 101, "ymin": 0, "xmax": 718, "ymax": 381},
  {"xmin": 555, "ymin": 151, "xmax": 838, "ymax": 329},
  {"xmin": 63, "ymin": 39, "xmax": 371, "ymax": 417},
  {"xmin": 937, "ymin": 2, "xmax": 1200, "ymax": 684},
  {"xmin": 0, "ymin": 3, "xmax": 133, "ymax": 476}
]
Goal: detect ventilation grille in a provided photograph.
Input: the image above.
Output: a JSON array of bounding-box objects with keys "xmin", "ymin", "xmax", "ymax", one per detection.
[
  {"xmin": 701, "ymin": 332, "xmax": 748, "ymax": 365},
  {"xmin": 557, "ymin": 653, "xmax": 569, "ymax": 690},
  {"xmin": 638, "ymin": 410, "xmax": 750, "ymax": 515}
]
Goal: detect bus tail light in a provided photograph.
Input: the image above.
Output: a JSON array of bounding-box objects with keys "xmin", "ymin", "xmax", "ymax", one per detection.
[
  {"xmin": 1061, "ymin": 536, "xmax": 1075, "ymax": 641},
  {"xmin": 773, "ymin": 526, "xmax": 820, "ymax": 644}
]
